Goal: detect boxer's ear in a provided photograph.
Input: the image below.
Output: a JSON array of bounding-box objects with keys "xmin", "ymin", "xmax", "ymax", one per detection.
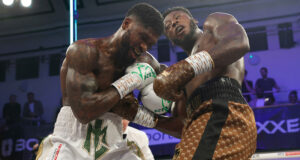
[{"xmin": 122, "ymin": 17, "xmax": 132, "ymax": 30}]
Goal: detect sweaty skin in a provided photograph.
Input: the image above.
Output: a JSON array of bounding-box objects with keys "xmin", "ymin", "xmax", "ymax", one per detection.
[
  {"xmin": 154, "ymin": 12, "xmax": 249, "ymax": 138},
  {"xmin": 60, "ymin": 16, "xmax": 160, "ymax": 124}
]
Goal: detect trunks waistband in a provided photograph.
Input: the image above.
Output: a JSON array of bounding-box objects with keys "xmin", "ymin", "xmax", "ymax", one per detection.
[{"xmin": 187, "ymin": 77, "xmax": 247, "ymax": 114}]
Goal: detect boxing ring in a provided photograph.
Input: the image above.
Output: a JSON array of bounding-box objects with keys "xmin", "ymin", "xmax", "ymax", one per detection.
[
  {"xmin": 251, "ymin": 151, "xmax": 300, "ymax": 160},
  {"xmin": 66, "ymin": 1, "xmax": 300, "ymax": 160}
]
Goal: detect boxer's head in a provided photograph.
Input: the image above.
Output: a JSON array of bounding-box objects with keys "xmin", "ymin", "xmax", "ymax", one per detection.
[
  {"xmin": 120, "ymin": 3, "xmax": 163, "ymax": 60},
  {"xmin": 163, "ymin": 7, "xmax": 198, "ymax": 47}
]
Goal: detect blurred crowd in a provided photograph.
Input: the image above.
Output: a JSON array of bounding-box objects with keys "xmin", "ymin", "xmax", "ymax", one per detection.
[{"xmin": 242, "ymin": 67, "xmax": 300, "ymax": 108}]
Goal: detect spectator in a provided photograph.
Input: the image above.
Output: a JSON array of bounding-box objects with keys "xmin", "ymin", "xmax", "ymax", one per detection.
[
  {"xmin": 122, "ymin": 119, "xmax": 154, "ymax": 160},
  {"xmin": 288, "ymin": 90, "xmax": 299, "ymax": 104},
  {"xmin": 23, "ymin": 92, "xmax": 44, "ymax": 119},
  {"xmin": 2, "ymin": 94, "xmax": 21, "ymax": 125},
  {"xmin": 255, "ymin": 67, "xmax": 280, "ymax": 105},
  {"xmin": 242, "ymin": 70, "xmax": 255, "ymax": 102}
]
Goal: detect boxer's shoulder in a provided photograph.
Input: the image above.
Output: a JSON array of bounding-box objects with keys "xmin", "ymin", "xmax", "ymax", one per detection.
[
  {"xmin": 66, "ymin": 39, "xmax": 99, "ymax": 72},
  {"xmin": 68, "ymin": 38, "xmax": 99, "ymax": 52},
  {"xmin": 206, "ymin": 12, "xmax": 237, "ymax": 22},
  {"xmin": 203, "ymin": 12, "xmax": 238, "ymax": 30}
]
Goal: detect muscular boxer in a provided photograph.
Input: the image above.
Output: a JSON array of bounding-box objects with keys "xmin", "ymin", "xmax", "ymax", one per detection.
[
  {"xmin": 36, "ymin": 3, "xmax": 164, "ymax": 160},
  {"xmin": 153, "ymin": 7, "xmax": 257, "ymax": 160}
]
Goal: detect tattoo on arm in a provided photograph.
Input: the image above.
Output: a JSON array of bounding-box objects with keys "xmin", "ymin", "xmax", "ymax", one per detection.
[{"xmin": 81, "ymin": 76, "xmax": 98, "ymax": 98}]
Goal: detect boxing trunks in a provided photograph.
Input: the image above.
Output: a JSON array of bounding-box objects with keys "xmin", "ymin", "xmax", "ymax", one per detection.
[
  {"xmin": 36, "ymin": 106, "xmax": 143, "ymax": 160},
  {"xmin": 173, "ymin": 77, "xmax": 257, "ymax": 160}
]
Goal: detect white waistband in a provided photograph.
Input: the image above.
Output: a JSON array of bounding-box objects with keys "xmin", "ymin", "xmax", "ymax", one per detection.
[{"xmin": 53, "ymin": 106, "xmax": 123, "ymax": 141}]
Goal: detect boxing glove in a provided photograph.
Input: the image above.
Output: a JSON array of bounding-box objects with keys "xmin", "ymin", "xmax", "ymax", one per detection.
[
  {"xmin": 141, "ymin": 83, "xmax": 172, "ymax": 114},
  {"xmin": 154, "ymin": 51, "xmax": 214, "ymax": 101},
  {"xmin": 112, "ymin": 63, "xmax": 156, "ymax": 99}
]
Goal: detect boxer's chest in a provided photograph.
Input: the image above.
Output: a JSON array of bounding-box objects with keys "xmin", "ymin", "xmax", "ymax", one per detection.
[
  {"xmin": 94, "ymin": 63, "xmax": 124, "ymax": 90},
  {"xmin": 191, "ymin": 32, "xmax": 216, "ymax": 55}
]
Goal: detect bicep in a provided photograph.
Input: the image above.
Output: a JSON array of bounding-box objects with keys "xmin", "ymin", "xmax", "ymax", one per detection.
[
  {"xmin": 66, "ymin": 67, "xmax": 98, "ymax": 105},
  {"xmin": 214, "ymin": 22, "xmax": 247, "ymax": 43},
  {"xmin": 204, "ymin": 13, "xmax": 246, "ymax": 41}
]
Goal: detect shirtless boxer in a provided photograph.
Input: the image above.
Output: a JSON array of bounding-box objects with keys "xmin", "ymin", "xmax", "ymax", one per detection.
[
  {"xmin": 153, "ymin": 7, "xmax": 257, "ymax": 160},
  {"xmin": 36, "ymin": 3, "xmax": 164, "ymax": 160}
]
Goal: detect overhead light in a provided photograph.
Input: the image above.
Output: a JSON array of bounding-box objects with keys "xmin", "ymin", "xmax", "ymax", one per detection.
[
  {"xmin": 21, "ymin": 0, "xmax": 31, "ymax": 7},
  {"xmin": 2, "ymin": 0, "xmax": 14, "ymax": 6}
]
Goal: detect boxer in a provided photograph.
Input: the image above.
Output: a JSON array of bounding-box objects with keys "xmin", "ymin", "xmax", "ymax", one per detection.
[
  {"xmin": 153, "ymin": 7, "xmax": 257, "ymax": 160},
  {"xmin": 36, "ymin": 3, "xmax": 164, "ymax": 160}
]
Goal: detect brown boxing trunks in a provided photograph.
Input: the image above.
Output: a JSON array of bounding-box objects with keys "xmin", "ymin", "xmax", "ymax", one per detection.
[{"xmin": 173, "ymin": 77, "xmax": 257, "ymax": 160}]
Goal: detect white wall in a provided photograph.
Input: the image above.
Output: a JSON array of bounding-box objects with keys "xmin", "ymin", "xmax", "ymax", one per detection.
[
  {"xmin": 245, "ymin": 47, "xmax": 300, "ymax": 103},
  {"xmin": 0, "ymin": 50, "xmax": 63, "ymax": 123}
]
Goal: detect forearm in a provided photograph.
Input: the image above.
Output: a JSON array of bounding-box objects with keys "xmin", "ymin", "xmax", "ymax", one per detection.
[
  {"xmin": 208, "ymin": 22, "xmax": 249, "ymax": 68},
  {"xmin": 209, "ymin": 38, "xmax": 249, "ymax": 68},
  {"xmin": 114, "ymin": 102, "xmax": 183, "ymax": 138},
  {"xmin": 155, "ymin": 115, "xmax": 183, "ymax": 138},
  {"xmin": 69, "ymin": 87, "xmax": 121, "ymax": 124}
]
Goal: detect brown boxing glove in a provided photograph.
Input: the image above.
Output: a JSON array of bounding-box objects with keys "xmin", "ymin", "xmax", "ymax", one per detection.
[
  {"xmin": 110, "ymin": 93, "xmax": 139, "ymax": 121},
  {"xmin": 111, "ymin": 93, "xmax": 158, "ymax": 128},
  {"xmin": 153, "ymin": 60, "xmax": 194, "ymax": 101},
  {"xmin": 154, "ymin": 51, "xmax": 214, "ymax": 101}
]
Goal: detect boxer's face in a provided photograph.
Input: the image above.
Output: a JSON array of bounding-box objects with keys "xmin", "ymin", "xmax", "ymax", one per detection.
[
  {"xmin": 121, "ymin": 18, "xmax": 159, "ymax": 59},
  {"xmin": 129, "ymin": 24, "xmax": 158, "ymax": 59},
  {"xmin": 163, "ymin": 11, "xmax": 197, "ymax": 46}
]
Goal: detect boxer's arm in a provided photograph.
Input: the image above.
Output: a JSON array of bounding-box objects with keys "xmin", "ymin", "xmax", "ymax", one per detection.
[
  {"xmin": 112, "ymin": 93, "xmax": 185, "ymax": 138},
  {"xmin": 155, "ymin": 94, "xmax": 186, "ymax": 138},
  {"xmin": 154, "ymin": 115, "xmax": 184, "ymax": 138},
  {"xmin": 154, "ymin": 60, "xmax": 194, "ymax": 101},
  {"xmin": 202, "ymin": 12, "xmax": 250, "ymax": 68},
  {"xmin": 154, "ymin": 13, "xmax": 249, "ymax": 101},
  {"xmin": 66, "ymin": 42, "xmax": 121, "ymax": 124}
]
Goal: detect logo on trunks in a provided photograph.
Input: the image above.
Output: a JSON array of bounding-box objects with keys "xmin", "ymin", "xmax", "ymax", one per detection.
[
  {"xmin": 256, "ymin": 118, "xmax": 300, "ymax": 134},
  {"xmin": 83, "ymin": 119, "xmax": 109, "ymax": 159},
  {"xmin": 131, "ymin": 63, "xmax": 156, "ymax": 80}
]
